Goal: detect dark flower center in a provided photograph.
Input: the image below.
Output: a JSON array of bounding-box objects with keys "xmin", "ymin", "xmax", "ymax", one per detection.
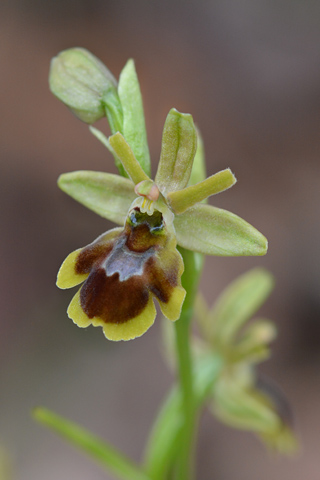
[{"xmin": 128, "ymin": 208, "xmax": 164, "ymax": 233}]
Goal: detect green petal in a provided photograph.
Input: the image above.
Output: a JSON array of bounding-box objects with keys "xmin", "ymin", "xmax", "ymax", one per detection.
[
  {"xmin": 174, "ymin": 204, "xmax": 268, "ymax": 256},
  {"xmin": 167, "ymin": 168, "xmax": 237, "ymax": 214},
  {"xmin": 109, "ymin": 133, "xmax": 150, "ymax": 185},
  {"xmin": 155, "ymin": 109, "xmax": 197, "ymax": 194},
  {"xmin": 58, "ymin": 171, "xmax": 135, "ymax": 224},
  {"xmin": 208, "ymin": 268, "xmax": 274, "ymax": 346},
  {"xmin": 118, "ymin": 59, "xmax": 151, "ymax": 176}
]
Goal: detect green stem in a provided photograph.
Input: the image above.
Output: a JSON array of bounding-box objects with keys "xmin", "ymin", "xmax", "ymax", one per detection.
[
  {"xmin": 174, "ymin": 316, "xmax": 194, "ymax": 479},
  {"xmin": 173, "ymin": 248, "xmax": 203, "ymax": 480},
  {"xmin": 143, "ymin": 353, "xmax": 223, "ymax": 480}
]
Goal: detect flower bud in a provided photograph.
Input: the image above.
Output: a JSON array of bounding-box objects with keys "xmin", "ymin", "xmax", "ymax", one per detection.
[{"xmin": 49, "ymin": 48, "xmax": 121, "ymax": 124}]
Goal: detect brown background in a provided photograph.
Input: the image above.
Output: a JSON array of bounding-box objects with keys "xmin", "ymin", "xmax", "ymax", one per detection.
[{"xmin": 1, "ymin": 1, "xmax": 320, "ymax": 479}]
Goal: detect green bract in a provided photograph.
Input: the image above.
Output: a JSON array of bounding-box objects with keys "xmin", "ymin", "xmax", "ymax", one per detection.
[{"xmin": 118, "ymin": 60, "xmax": 151, "ymax": 176}]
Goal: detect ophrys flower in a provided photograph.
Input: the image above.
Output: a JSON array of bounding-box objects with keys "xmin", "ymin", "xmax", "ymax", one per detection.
[
  {"xmin": 51, "ymin": 50, "xmax": 268, "ymax": 341},
  {"xmin": 57, "ymin": 197, "xmax": 185, "ymax": 341}
]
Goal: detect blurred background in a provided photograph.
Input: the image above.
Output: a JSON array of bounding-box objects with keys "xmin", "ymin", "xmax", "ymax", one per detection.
[{"xmin": 1, "ymin": 0, "xmax": 320, "ymax": 479}]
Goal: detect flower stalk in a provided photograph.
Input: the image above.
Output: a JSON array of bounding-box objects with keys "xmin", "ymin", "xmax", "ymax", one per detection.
[{"xmin": 173, "ymin": 248, "xmax": 203, "ymax": 479}]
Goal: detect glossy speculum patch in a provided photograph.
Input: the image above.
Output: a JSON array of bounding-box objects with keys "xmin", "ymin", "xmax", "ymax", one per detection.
[
  {"xmin": 128, "ymin": 208, "xmax": 164, "ymax": 233},
  {"xmin": 74, "ymin": 208, "xmax": 179, "ymax": 324}
]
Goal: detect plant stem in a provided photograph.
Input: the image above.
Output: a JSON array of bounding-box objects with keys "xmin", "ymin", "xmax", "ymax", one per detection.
[
  {"xmin": 174, "ymin": 313, "xmax": 195, "ymax": 479},
  {"xmin": 173, "ymin": 248, "xmax": 203, "ymax": 479},
  {"xmin": 143, "ymin": 353, "xmax": 223, "ymax": 480}
]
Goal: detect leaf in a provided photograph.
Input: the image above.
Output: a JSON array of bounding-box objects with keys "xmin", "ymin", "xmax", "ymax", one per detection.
[
  {"xmin": 58, "ymin": 171, "xmax": 135, "ymax": 224},
  {"xmin": 33, "ymin": 407, "xmax": 151, "ymax": 480},
  {"xmin": 143, "ymin": 354, "xmax": 223, "ymax": 480},
  {"xmin": 118, "ymin": 59, "xmax": 151, "ymax": 176},
  {"xmin": 174, "ymin": 204, "xmax": 268, "ymax": 257},
  {"xmin": 155, "ymin": 109, "xmax": 197, "ymax": 194},
  {"xmin": 143, "ymin": 390, "xmax": 183, "ymax": 480}
]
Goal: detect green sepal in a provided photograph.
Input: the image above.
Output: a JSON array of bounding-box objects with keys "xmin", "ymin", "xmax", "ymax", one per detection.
[
  {"xmin": 166, "ymin": 168, "xmax": 237, "ymax": 214},
  {"xmin": 213, "ymin": 377, "xmax": 281, "ymax": 433},
  {"xmin": 109, "ymin": 133, "xmax": 151, "ymax": 185},
  {"xmin": 58, "ymin": 171, "xmax": 135, "ymax": 224},
  {"xmin": 33, "ymin": 407, "xmax": 151, "ymax": 480},
  {"xmin": 89, "ymin": 126, "xmax": 128, "ymax": 177},
  {"xmin": 211, "ymin": 377, "xmax": 298, "ymax": 454},
  {"xmin": 49, "ymin": 48, "xmax": 117, "ymax": 124},
  {"xmin": 174, "ymin": 204, "xmax": 268, "ymax": 257},
  {"xmin": 155, "ymin": 109, "xmax": 197, "ymax": 194},
  {"xmin": 207, "ymin": 268, "xmax": 274, "ymax": 346},
  {"xmin": 118, "ymin": 60, "xmax": 151, "ymax": 176},
  {"xmin": 188, "ymin": 127, "xmax": 206, "ymax": 186}
]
